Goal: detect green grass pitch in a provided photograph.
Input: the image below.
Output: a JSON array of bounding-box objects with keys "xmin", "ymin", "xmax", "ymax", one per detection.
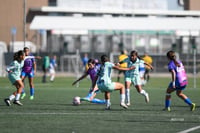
[{"xmin": 0, "ymin": 76, "xmax": 199, "ymax": 133}]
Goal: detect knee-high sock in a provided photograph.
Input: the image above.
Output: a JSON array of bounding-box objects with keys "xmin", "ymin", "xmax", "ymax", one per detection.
[
  {"xmin": 50, "ymin": 75, "xmax": 55, "ymax": 81},
  {"xmin": 184, "ymin": 98, "xmax": 192, "ymax": 106},
  {"xmin": 9, "ymin": 94, "xmax": 15, "ymax": 101},
  {"xmin": 125, "ymin": 89, "xmax": 130, "ymax": 103},
  {"xmin": 165, "ymin": 99, "xmax": 171, "ymax": 108},
  {"xmin": 15, "ymin": 94, "xmax": 21, "ymax": 101},
  {"xmin": 120, "ymin": 94, "xmax": 125, "ymax": 103},
  {"xmin": 91, "ymin": 98, "xmax": 106, "ymax": 104},
  {"xmin": 30, "ymin": 88, "xmax": 34, "ymax": 96}
]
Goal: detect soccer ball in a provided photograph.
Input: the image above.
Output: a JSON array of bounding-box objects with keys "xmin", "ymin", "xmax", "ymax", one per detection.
[{"xmin": 73, "ymin": 96, "xmax": 81, "ymax": 105}]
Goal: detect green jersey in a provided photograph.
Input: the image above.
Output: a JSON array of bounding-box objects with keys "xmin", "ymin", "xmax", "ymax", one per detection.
[
  {"xmin": 7, "ymin": 61, "xmax": 23, "ymax": 77},
  {"xmin": 43, "ymin": 56, "xmax": 50, "ymax": 69},
  {"xmin": 6, "ymin": 56, "xmax": 35, "ymax": 84},
  {"xmin": 97, "ymin": 62, "xmax": 114, "ymax": 85},
  {"xmin": 123, "ymin": 57, "xmax": 144, "ymax": 77}
]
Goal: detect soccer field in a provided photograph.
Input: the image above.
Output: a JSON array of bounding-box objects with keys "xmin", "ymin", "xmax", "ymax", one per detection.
[{"xmin": 0, "ymin": 76, "xmax": 199, "ymax": 133}]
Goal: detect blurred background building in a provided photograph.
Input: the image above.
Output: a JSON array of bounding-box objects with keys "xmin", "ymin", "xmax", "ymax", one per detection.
[{"xmin": 0, "ymin": 0, "xmax": 200, "ymax": 75}]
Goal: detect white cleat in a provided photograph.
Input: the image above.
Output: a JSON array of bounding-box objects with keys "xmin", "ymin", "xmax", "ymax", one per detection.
[
  {"xmin": 13, "ymin": 100, "xmax": 23, "ymax": 106},
  {"xmin": 145, "ymin": 93, "xmax": 150, "ymax": 103},
  {"xmin": 120, "ymin": 103, "xmax": 128, "ymax": 109},
  {"xmin": 4, "ymin": 98, "xmax": 11, "ymax": 106},
  {"xmin": 126, "ymin": 102, "xmax": 131, "ymax": 106}
]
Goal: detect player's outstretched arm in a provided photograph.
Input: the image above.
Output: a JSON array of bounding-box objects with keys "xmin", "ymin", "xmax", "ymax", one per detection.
[
  {"xmin": 6, "ymin": 65, "xmax": 16, "ymax": 73},
  {"xmin": 35, "ymin": 56, "xmax": 42, "ymax": 59},
  {"xmin": 113, "ymin": 65, "xmax": 135, "ymax": 71},
  {"xmin": 144, "ymin": 62, "xmax": 154, "ymax": 70},
  {"xmin": 72, "ymin": 72, "xmax": 88, "ymax": 86}
]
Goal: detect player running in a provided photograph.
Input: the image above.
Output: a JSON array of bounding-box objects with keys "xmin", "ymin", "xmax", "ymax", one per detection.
[
  {"xmin": 163, "ymin": 50, "xmax": 195, "ymax": 111},
  {"xmin": 49, "ymin": 55, "xmax": 57, "ymax": 82},
  {"xmin": 119, "ymin": 50, "xmax": 153, "ymax": 106},
  {"xmin": 4, "ymin": 50, "xmax": 36, "ymax": 106},
  {"xmin": 91, "ymin": 55, "xmax": 135, "ymax": 110},
  {"xmin": 143, "ymin": 52, "xmax": 153, "ymax": 82},
  {"xmin": 21, "ymin": 47, "xmax": 40, "ymax": 100},
  {"xmin": 139, "ymin": 59, "xmax": 146, "ymax": 86},
  {"xmin": 72, "ymin": 58, "xmax": 105, "ymax": 104}
]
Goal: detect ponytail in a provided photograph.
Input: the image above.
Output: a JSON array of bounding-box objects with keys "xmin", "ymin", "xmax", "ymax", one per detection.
[{"xmin": 13, "ymin": 52, "xmax": 18, "ymax": 61}]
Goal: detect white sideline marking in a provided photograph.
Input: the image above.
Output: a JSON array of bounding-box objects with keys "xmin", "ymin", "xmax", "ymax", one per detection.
[
  {"xmin": 171, "ymin": 118, "xmax": 184, "ymax": 122},
  {"xmin": 177, "ymin": 125, "xmax": 200, "ymax": 133},
  {"xmin": 0, "ymin": 112, "xmax": 106, "ymax": 115},
  {"xmin": 0, "ymin": 112, "xmax": 199, "ymax": 118}
]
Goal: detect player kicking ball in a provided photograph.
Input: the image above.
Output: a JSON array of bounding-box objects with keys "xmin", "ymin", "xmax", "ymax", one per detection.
[
  {"xmin": 72, "ymin": 59, "xmax": 105, "ymax": 104},
  {"xmin": 91, "ymin": 55, "xmax": 135, "ymax": 110}
]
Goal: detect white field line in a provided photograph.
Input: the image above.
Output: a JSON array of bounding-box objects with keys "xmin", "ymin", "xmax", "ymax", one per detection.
[
  {"xmin": 0, "ymin": 112, "xmax": 199, "ymax": 118},
  {"xmin": 0, "ymin": 112, "xmax": 106, "ymax": 115},
  {"xmin": 177, "ymin": 125, "xmax": 200, "ymax": 133}
]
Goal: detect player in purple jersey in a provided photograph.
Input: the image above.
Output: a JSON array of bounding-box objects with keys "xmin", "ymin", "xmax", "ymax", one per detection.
[
  {"xmin": 72, "ymin": 58, "xmax": 105, "ymax": 104},
  {"xmin": 20, "ymin": 47, "xmax": 38, "ymax": 100},
  {"xmin": 163, "ymin": 50, "xmax": 195, "ymax": 111}
]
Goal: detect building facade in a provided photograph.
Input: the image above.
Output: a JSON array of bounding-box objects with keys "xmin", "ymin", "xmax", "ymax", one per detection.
[
  {"xmin": 0, "ymin": 0, "xmax": 200, "ymax": 75},
  {"xmin": 0, "ymin": 0, "xmax": 200, "ymax": 54},
  {"xmin": 0, "ymin": 0, "xmax": 48, "ymax": 51}
]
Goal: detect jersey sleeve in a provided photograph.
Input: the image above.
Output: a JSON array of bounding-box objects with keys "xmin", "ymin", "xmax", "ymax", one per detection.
[
  {"xmin": 168, "ymin": 61, "xmax": 174, "ymax": 71},
  {"xmin": 25, "ymin": 56, "xmax": 35, "ymax": 60},
  {"xmin": 139, "ymin": 59, "xmax": 145, "ymax": 64},
  {"xmin": 109, "ymin": 62, "xmax": 115, "ymax": 68},
  {"xmin": 6, "ymin": 61, "xmax": 17, "ymax": 72}
]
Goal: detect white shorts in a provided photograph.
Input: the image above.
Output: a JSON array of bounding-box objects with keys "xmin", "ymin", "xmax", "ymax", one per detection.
[{"xmin": 49, "ymin": 69, "xmax": 55, "ymax": 74}]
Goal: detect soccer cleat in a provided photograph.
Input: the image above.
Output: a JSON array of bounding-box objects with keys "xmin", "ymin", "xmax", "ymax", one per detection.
[
  {"xmin": 13, "ymin": 100, "xmax": 23, "ymax": 106},
  {"xmin": 145, "ymin": 93, "xmax": 150, "ymax": 103},
  {"xmin": 190, "ymin": 103, "xmax": 196, "ymax": 111},
  {"xmin": 4, "ymin": 98, "xmax": 11, "ymax": 106},
  {"xmin": 29, "ymin": 96, "xmax": 34, "ymax": 100},
  {"xmin": 21, "ymin": 93, "xmax": 26, "ymax": 99},
  {"xmin": 120, "ymin": 103, "xmax": 128, "ymax": 109},
  {"xmin": 126, "ymin": 102, "xmax": 131, "ymax": 106},
  {"xmin": 105, "ymin": 106, "xmax": 111, "ymax": 110},
  {"xmin": 105, "ymin": 103, "xmax": 111, "ymax": 110},
  {"xmin": 163, "ymin": 107, "xmax": 171, "ymax": 112},
  {"xmin": 80, "ymin": 97, "xmax": 90, "ymax": 102}
]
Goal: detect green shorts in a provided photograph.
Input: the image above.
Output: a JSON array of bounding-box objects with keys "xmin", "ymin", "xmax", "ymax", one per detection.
[
  {"xmin": 97, "ymin": 82, "xmax": 115, "ymax": 92},
  {"xmin": 8, "ymin": 74, "xmax": 20, "ymax": 84},
  {"xmin": 125, "ymin": 75, "xmax": 142, "ymax": 85}
]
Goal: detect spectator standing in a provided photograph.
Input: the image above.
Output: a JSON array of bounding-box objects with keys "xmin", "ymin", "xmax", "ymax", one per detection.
[
  {"xmin": 42, "ymin": 56, "xmax": 50, "ymax": 83},
  {"xmin": 142, "ymin": 52, "xmax": 153, "ymax": 82},
  {"xmin": 49, "ymin": 55, "xmax": 57, "ymax": 82},
  {"xmin": 82, "ymin": 53, "xmax": 89, "ymax": 71}
]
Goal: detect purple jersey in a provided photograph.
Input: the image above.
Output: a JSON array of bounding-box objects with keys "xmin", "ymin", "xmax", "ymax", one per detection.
[
  {"xmin": 168, "ymin": 60, "xmax": 188, "ymax": 87},
  {"xmin": 22, "ymin": 56, "xmax": 35, "ymax": 73},
  {"xmin": 87, "ymin": 64, "xmax": 100, "ymax": 83}
]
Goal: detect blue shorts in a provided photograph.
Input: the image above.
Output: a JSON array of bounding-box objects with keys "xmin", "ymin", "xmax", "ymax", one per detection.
[
  {"xmin": 168, "ymin": 82, "xmax": 186, "ymax": 90},
  {"xmin": 21, "ymin": 70, "xmax": 34, "ymax": 78}
]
